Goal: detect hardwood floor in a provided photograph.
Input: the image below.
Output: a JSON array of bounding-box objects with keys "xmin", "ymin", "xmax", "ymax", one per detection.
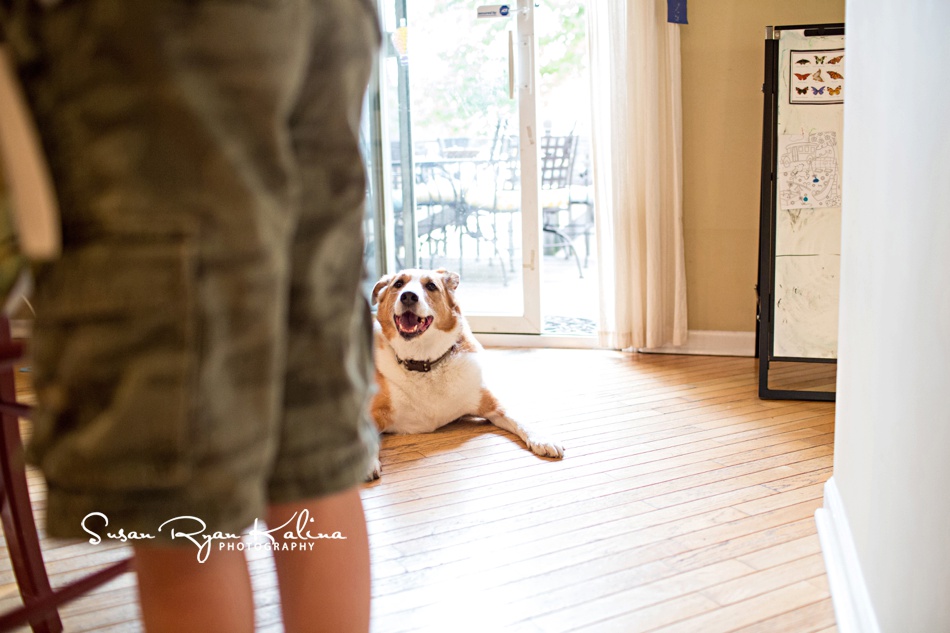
[{"xmin": 0, "ymin": 349, "xmax": 837, "ymax": 632}]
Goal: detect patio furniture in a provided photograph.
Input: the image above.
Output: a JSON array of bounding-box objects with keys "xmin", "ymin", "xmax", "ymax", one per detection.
[
  {"xmin": 466, "ymin": 132, "xmax": 593, "ymax": 282},
  {"xmin": 540, "ymin": 134, "xmax": 591, "ymax": 278},
  {"xmin": 384, "ymin": 125, "xmax": 595, "ymax": 284},
  {"xmin": 391, "ymin": 159, "xmax": 466, "ymax": 270},
  {"xmin": 389, "ymin": 124, "xmax": 514, "ymax": 281},
  {"xmin": 463, "ymin": 130, "xmax": 520, "ymax": 284}
]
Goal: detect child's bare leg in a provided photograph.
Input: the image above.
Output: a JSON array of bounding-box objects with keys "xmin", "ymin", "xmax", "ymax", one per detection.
[
  {"xmin": 133, "ymin": 545, "xmax": 254, "ymax": 633},
  {"xmin": 267, "ymin": 486, "xmax": 371, "ymax": 633}
]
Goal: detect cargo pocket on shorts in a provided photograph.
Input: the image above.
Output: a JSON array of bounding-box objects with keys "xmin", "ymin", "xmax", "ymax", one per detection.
[{"xmin": 27, "ymin": 239, "xmax": 199, "ymax": 492}]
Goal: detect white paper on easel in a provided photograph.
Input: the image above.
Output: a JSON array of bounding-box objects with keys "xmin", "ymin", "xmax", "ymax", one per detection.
[
  {"xmin": 777, "ymin": 131, "xmax": 842, "ymax": 210},
  {"xmin": 0, "ymin": 44, "xmax": 62, "ymax": 261}
]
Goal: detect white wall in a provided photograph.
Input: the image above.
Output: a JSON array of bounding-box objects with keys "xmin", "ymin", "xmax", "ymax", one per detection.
[{"xmin": 826, "ymin": 1, "xmax": 950, "ymax": 631}]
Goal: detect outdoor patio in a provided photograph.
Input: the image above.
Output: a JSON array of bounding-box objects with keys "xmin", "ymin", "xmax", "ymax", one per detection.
[{"xmin": 379, "ymin": 127, "xmax": 596, "ymax": 336}]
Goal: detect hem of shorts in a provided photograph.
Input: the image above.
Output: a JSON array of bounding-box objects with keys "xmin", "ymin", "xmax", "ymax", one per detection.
[
  {"xmin": 266, "ymin": 436, "xmax": 376, "ymax": 507},
  {"xmin": 41, "ymin": 434, "xmax": 377, "ymax": 544}
]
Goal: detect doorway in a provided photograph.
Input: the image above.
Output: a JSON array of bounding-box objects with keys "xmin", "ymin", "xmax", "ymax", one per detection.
[{"xmin": 363, "ymin": 0, "xmax": 596, "ymax": 337}]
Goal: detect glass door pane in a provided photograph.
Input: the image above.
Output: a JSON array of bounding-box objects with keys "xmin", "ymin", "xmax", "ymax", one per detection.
[
  {"xmin": 377, "ymin": 0, "xmax": 542, "ymax": 334},
  {"xmin": 535, "ymin": 0, "xmax": 597, "ymax": 337}
]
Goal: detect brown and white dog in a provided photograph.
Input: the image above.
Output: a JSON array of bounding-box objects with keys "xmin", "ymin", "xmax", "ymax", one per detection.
[{"xmin": 367, "ymin": 268, "xmax": 564, "ymax": 478}]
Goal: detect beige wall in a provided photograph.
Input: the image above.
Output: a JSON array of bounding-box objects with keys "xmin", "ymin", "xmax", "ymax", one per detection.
[{"xmin": 680, "ymin": 0, "xmax": 844, "ymax": 332}]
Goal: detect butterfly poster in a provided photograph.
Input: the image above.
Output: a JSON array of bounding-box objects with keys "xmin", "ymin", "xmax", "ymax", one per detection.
[{"xmin": 789, "ymin": 49, "xmax": 844, "ymax": 104}]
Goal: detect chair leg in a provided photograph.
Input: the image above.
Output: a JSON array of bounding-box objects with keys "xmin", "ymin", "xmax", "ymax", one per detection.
[
  {"xmin": 508, "ymin": 214, "xmax": 516, "ymax": 274},
  {"xmin": 482, "ymin": 212, "xmax": 507, "ymax": 286},
  {"xmin": 0, "ymin": 320, "xmax": 63, "ymax": 633},
  {"xmin": 491, "ymin": 214, "xmax": 508, "ymax": 286},
  {"xmin": 457, "ymin": 214, "xmax": 464, "ymax": 277},
  {"xmin": 425, "ymin": 214, "xmax": 438, "ymax": 268},
  {"xmin": 543, "ymin": 227, "xmax": 584, "ymax": 279},
  {"xmin": 488, "ymin": 214, "xmax": 498, "ymax": 270},
  {"xmin": 584, "ymin": 228, "xmax": 591, "ymax": 268},
  {"xmin": 473, "ymin": 215, "xmax": 482, "ymax": 263}
]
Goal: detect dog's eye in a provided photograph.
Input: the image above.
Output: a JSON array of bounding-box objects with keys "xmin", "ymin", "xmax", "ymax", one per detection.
[
  {"xmin": 425, "ymin": 282, "xmax": 438, "ymax": 292},
  {"xmin": 393, "ymin": 279, "xmax": 405, "ymax": 289}
]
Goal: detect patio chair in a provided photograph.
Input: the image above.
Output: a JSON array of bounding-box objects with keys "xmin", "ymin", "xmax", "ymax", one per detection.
[
  {"xmin": 391, "ymin": 155, "xmax": 467, "ymax": 271},
  {"xmin": 462, "ymin": 129, "xmax": 520, "ymax": 284},
  {"xmin": 540, "ymin": 134, "xmax": 590, "ymax": 278}
]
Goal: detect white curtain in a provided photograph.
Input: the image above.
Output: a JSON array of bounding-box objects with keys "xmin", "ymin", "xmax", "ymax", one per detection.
[{"xmin": 588, "ymin": 0, "xmax": 688, "ymax": 350}]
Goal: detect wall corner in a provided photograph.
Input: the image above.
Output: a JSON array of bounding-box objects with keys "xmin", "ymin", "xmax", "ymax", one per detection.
[{"xmin": 814, "ymin": 476, "xmax": 881, "ymax": 633}]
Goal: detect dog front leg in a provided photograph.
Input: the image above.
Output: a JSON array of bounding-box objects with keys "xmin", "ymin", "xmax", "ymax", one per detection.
[
  {"xmin": 478, "ymin": 389, "xmax": 564, "ymax": 459},
  {"xmin": 367, "ymin": 373, "xmax": 391, "ymax": 480},
  {"xmin": 365, "ymin": 452, "xmax": 382, "ymax": 481}
]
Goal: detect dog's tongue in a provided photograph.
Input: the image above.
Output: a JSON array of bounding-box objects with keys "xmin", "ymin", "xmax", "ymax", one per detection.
[
  {"xmin": 396, "ymin": 312, "xmax": 433, "ymax": 336},
  {"xmin": 398, "ymin": 313, "xmax": 420, "ymax": 330}
]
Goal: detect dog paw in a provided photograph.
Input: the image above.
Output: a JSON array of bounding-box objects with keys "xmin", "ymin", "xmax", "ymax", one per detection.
[
  {"xmin": 527, "ymin": 436, "xmax": 565, "ymax": 459},
  {"xmin": 365, "ymin": 458, "xmax": 382, "ymax": 482}
]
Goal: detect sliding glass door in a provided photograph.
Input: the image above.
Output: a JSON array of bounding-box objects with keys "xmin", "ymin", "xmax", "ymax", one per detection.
[{"xmin": 366, "ymin": 0, "xmax": 542, "ymax": 334}]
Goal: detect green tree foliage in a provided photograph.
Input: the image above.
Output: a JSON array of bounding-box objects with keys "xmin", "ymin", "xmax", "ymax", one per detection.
[{"xmin": 406, "ymin": 0, "xmax": 588, "ymax": 138}]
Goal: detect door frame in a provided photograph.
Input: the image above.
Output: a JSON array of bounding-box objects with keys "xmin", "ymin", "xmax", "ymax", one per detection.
[{"xmin": 467, "ymin": 0, "xmax": 542, "ymax": 334}]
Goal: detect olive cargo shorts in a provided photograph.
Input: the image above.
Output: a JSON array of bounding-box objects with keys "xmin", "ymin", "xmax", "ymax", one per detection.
[{"xmin": 3, "ymin": 0, "xmax": 380, "ymax": 540}]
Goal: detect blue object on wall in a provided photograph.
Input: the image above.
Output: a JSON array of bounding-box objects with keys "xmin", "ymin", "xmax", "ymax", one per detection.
[{"xmin": 668, "ymin": 0, "xmax": 687, "ymax": 24}]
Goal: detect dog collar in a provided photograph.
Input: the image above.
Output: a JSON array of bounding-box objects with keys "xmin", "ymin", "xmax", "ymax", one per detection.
[{"xmin": 396, "ymin": 344, "xmax": 457, "ymax": 373}]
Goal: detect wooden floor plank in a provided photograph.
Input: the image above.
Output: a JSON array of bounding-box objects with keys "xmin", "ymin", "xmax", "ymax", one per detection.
[
  {"xmin": 645, "ymin": 581, "xmax": 829, "ymax": 633},
  {"xmin": 569, "ymin": 593, "xmax": 722, "ymax": 633},
  {"xmin": 700, "ymin": 553, "xmax": 829, "ymax": 605},
  {"xmin": 727, "ymin": 597, "xmax": 838, "ymax": 632}
]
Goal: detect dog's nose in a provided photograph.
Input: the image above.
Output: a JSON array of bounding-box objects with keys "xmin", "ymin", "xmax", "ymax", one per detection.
[{"xmin": 400, "ymin": 291, "xmax": 418, "ymax": 306}]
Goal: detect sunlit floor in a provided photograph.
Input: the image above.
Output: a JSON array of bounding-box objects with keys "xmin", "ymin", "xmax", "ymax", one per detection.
[{"xmin": 0, "ymin": 351, "xmax": 838, "ymax": 631}]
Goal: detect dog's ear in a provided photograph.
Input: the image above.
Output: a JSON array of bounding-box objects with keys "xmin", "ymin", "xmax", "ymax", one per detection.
[
  {"xmin": 371, "ymin": 274, "xmax": 393, "ymax": 306},
  {"xmin": 436, "ymin": 268, "xmax": 460, "ymax": 292}
]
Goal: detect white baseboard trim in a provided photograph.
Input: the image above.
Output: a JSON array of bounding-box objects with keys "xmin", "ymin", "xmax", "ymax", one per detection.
[
  {"xmin": 478, "ymin": 329, "xmax": 755, "ymax": 353},
  {"xmin": 638, "ymin": 330, "xmax": 755, "ymax": 357},
  {"xmin": 476, "ymin": 333, "xmax": 598, "ymax": 349},
  {"xmin": 815, "ymin": 477, "xmax": 881, "ymax": 633}
]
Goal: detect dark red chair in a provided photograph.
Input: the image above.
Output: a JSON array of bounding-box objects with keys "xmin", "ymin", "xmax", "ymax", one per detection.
[{"xmin": 0, "ymin": 316, "xmax": 132, "ymax": 632}]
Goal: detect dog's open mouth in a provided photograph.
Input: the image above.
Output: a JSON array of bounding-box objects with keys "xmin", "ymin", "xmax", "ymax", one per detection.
[{"xmin": 395, "ymin": 312, "xmax": 434, "ymax": 338}]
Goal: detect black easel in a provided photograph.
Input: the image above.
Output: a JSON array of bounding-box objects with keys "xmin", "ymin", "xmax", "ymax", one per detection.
[{"xmin": 756, "ymin": 24, "xmax": 844, "ymax": 401}]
